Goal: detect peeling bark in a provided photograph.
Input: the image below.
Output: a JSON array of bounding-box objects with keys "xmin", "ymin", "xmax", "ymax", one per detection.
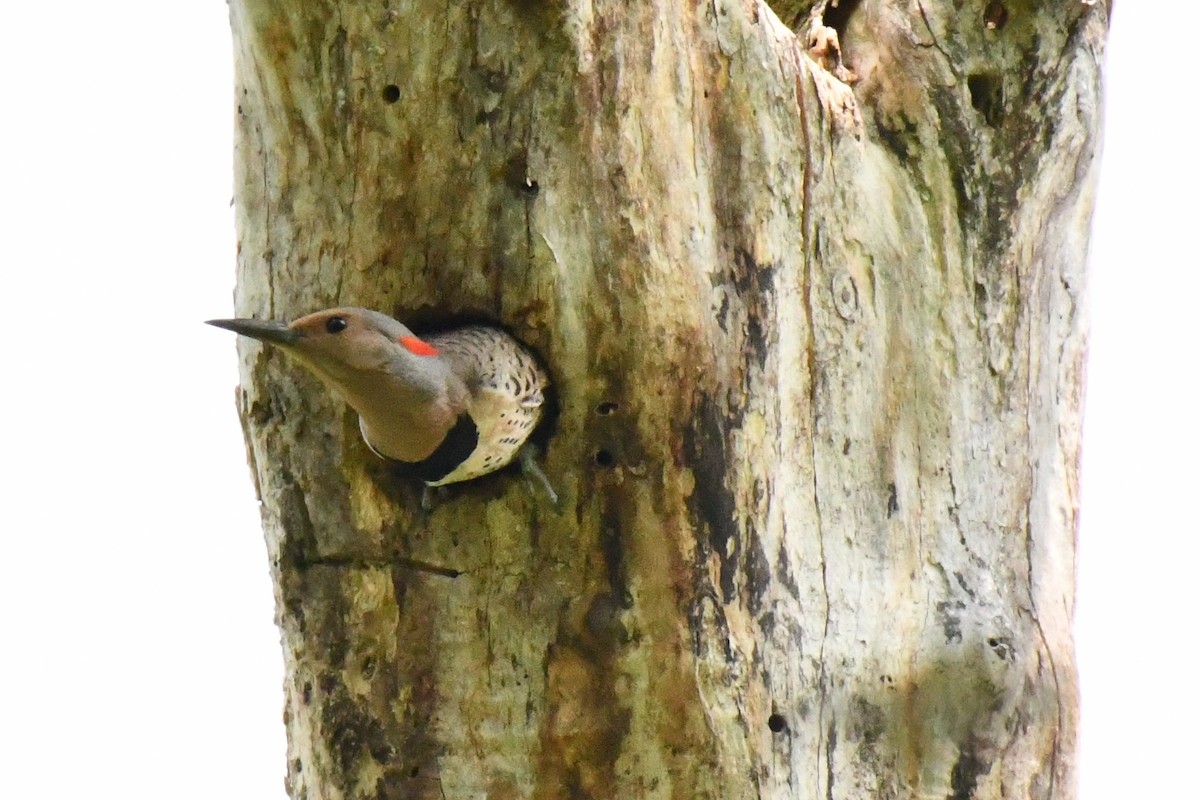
[{"xmin": 227, "ymin": 1, "xmax": 1105, "ymax": 798}]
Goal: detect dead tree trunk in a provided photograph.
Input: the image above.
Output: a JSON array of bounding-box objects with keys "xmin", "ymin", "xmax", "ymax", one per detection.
[{"xmin": 227, "ymin": 1, "xmax": 1105, "ymax": 797}]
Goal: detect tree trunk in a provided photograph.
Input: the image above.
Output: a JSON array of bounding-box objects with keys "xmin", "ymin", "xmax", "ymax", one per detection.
[{"xmin": 227, "ymin": 1, "xmax": 1105, "ymax": 797}]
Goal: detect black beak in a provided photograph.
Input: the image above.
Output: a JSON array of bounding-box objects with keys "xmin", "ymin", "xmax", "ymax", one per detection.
[{"xmin": 205, "ymin": 318, "xmax": 303, "ymax": 346}]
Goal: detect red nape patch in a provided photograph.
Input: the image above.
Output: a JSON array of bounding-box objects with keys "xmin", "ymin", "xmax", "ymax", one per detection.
[{"xmin": 399, "ymin": 336, "xmax": 439, "ymax": 356}]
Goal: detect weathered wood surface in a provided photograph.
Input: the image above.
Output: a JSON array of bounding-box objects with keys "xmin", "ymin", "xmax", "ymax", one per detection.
[{"xmin": 227, "ymin": 1, "xmax": 1105, "ymax": 797}]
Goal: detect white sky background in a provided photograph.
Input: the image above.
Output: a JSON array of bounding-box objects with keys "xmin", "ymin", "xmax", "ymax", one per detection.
[{"xmin": 0, "ymin": 3, "xmax": 1193, "ymax": 798}]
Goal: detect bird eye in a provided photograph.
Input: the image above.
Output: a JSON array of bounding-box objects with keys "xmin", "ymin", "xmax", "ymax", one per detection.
[{"xmin": 325, "ymin": 317, "xmax": 348, "ymax": 334}]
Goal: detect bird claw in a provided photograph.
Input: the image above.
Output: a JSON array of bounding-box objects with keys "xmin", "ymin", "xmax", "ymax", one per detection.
[{"xmin": 520, "ymin": 447, "xmax": 560, "ymax": 509}]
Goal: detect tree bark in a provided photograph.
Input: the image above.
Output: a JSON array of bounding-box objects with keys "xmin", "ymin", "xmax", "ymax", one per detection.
[{"xmin": 227, "ymin": 1, "xmax": 1105, "ymax": 798}]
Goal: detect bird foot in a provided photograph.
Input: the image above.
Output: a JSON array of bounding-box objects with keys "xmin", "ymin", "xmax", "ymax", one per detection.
[
  {"xmin": 420, "ymin": 485, "xmax": 442, "ymax": 512},
  {"xmin": 520, "ymin": 447, "xmax": 560, "ymax": 508}
]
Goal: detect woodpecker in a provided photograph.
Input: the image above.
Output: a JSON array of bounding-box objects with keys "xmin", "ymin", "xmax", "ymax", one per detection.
[{"xmin": 207, "ymin": 307, "xmax": 556, "ymax": 504}]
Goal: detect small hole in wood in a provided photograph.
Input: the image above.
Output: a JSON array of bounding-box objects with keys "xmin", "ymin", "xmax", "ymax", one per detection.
[
  {"xmin": 409, "ymin": 765, "xmax": 420, "ymax": 778},
  {"xmin": 823, "ymin": 0, "xmax": 862, "ymax": 41},
  {"xmin": 767, "ymin": 713, "xmax": 788, "ymax": 734},
  {"xmin": 370, "ymin": 743, "xmax": 395, "ymax": 764},
  {"xmin": 595, "ymin": 401, "xmax": 619, "ymax": 416},
  {"xmin": 984, "ymin": 1, "xmax": 1009, "ymax": 31},
  {"xmin": 594, "ymin": 449, "xmax": 616, "ymax": 468},
  {"xmin": 967, "ymin": 73, "xmax": 1004, "ymax": 127},
  {"xmin": 382, "ymin": 84, "xmax": 401, "ymax": 103},
  {"xmin": 503, "ymin": 153, "xmax": 540, "ymax": 197}
]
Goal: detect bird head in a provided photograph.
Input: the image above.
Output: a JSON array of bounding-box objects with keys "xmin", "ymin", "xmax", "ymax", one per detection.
[
  {"xmin": 206, "ymin": 307, "xmax": 444, "ymax": 386},
  {"xmin": 209, "ymin": 307, "xmax": 469, "ymax": 463}
]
